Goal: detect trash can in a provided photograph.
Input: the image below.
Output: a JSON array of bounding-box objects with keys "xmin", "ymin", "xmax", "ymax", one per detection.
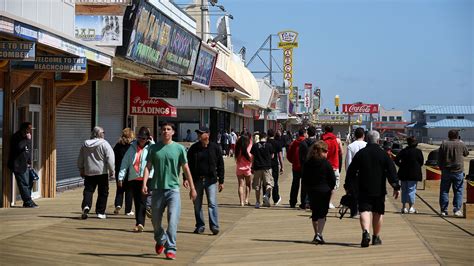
[
  {"xmin": 425, "ymin": 149, "xmax": 441, "ymax": 180},
  {"xmin": 466, "ymin": 160, "xmax": 474, "ymax": 204}
]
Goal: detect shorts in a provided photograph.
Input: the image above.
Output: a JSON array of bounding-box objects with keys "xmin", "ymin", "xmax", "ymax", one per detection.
[
  {"xmin": 309, "ymin": 191, "xmax": 331, "ymax": 220},
  {"xmin": 358, "ymin": 195, "xmax": 385, "ymax": 214},
  {"xmin": 230, "ymin": 144, "xmax": 236, "ymax": 150},
  {"xmin": 252, "ymin": 169, "xmax": 273, "ymax": 191}
]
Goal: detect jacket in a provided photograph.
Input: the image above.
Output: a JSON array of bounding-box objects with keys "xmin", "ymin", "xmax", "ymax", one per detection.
[
  {"xmin": 299, "ymin": 137, "xmax": 317, "ymax": 169},
  {"xmin": 438, "ymin": 140, "xmax": 469, "ymax": 173},
  {"xmin": 113, "ymin": 142, "xmax": 131, "ymax": 178},
  {"xmin": 118, "ymin": 140, "xmax": 154, "ymax": 182},
  {"xmin": 287, "ymin": 136, "xmax": 305, "ymax": 172},
  {"xmin": 394, "ymin": 146, "xmax": 424, "ymax": 181},
  {"xmin": 302, "ymin": 158, "xmax": 336, "ymax": 193},
  {"xmin": 345, "ymin": 143, "xmax": 400, "ymax": 198},
  {"xmin": 77, "ymin": 138, "xmax": 115, "ymax": 177},
  {"xmin": 321, "ymin": 132, "xmax": 340, "ymax": 170},
  {"xmin": 187, "ymin": 141, "xmax": 225, "ymax": 184},
  {"xmin": 7, "ymin": 131, "xmax": 32, "ymax": 173}
]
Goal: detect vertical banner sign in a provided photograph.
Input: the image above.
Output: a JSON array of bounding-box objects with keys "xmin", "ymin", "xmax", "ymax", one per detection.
[
  {"xmin": 304, "ymin": 83, "xmax": 312, "ymax": 110},
  {"xmin": 313, "ymin": 87, "xmax": 321, "ymax": 114},
  {"xmin": 278, "ymin": 30, "xmax": 298, "ymax": 114}
]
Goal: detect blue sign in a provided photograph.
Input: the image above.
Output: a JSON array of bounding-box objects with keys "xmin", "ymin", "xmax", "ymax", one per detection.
[
  {"xmin": 14, "ymin": 22, "xmax": 39, "ymax": 41},
  {"xmin": 0, "ymin": 41, "xmax": 35, "ymax": 61},
  {"xmin": 12, "ymin": 56, "xmax": 87, "ymax": 73},
  {"xmin": 193, "ymin": 47, "xmax": 217, "ymax": 87}
]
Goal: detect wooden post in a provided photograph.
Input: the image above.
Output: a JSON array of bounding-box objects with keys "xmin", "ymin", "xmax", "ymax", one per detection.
[
  {"xmin": 42, "ymin": 78, "xmax": 56, "ymax": 198},
  {"xmin": 2, "ymin": 72, "xmax": 12, "ymax": 207}
]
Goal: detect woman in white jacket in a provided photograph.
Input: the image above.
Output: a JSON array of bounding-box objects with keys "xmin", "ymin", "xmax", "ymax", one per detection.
[{"xmin": 118, "ymin": 127, "xmax": 154, "ymax": 232}]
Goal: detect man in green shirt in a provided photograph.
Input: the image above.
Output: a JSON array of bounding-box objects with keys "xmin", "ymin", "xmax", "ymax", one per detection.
[{"xmin": 143, "ymin": 123, "xmax": 197, "ymax": 260}]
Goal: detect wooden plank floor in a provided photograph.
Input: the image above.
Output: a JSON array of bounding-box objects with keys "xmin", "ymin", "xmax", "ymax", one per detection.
[{"xmin": 0, "ymin": 150, "xmax": 472, "ymax": 265}]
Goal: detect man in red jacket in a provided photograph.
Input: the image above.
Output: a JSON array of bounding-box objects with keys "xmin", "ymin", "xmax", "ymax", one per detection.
[
  {"xmin": 321, "ymin": 125, "xmax": 340, "ymax": 209},
  {"xmin": 287, "ymin": 129, "xmax": 306, "ymax": 208}
]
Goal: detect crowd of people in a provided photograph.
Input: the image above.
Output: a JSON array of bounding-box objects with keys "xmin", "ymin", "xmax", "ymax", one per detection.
[{"xmin": 8, "ymin": 121, "xmax": 469, "ymax": 258}]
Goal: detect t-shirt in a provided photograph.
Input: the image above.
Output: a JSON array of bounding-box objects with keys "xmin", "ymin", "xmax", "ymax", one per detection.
[
  {"xmin": 230, "ymin": 132, "xmax": 237, "ymax": 144},
  {"xmin": 267, "ymin": 138, "xmax": 282, "ymax": 167},
  {"xmin": 147, "ymin": 142, "xmax": 187, "ymax": 190},
  {"xmin": 251, "ymin": 141, "xmax": 274, "ymax": 170}
]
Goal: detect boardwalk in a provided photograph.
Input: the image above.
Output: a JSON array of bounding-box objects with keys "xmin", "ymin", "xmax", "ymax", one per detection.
[{"xmin": 1, "ymin": 153, "xmax": 473, "ymax": 265}]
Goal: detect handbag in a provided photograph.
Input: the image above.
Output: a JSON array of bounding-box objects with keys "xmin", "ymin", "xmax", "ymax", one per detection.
[{"xmin": 29, "ymin": 168, "xmax": 40, "ymax": 181}]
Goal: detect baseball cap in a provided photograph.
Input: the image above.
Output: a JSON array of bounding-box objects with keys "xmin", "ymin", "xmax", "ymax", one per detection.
[{"xmin": 195, "ymin": 126, "xmax": 210, "ymax": 134}]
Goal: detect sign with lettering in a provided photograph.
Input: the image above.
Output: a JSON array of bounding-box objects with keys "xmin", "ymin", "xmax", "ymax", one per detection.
[
  {"xmin": 342, "ymin": 104, "xmax": 379, "ymax": 114},
  {"xmin": 192, "ymin": 45, "xmax": 217, "ymax": 88},
  {"xmin": 278, "ymin": 30, "xmax": 298, "ymax": 49},
  {"xmin": 130, "ymin": 80, "xmax": 177, "ymax": 117},
  {"xmin": 14, "ymin": 22, "xmax": 38, "ymax": 41},
  {"xmin": 75, "ymin": 0, "xmax": 131, "ymax": 4},
  {"xmin": 12, "ymin": 56, "xmax": 87, "ymax": 73},
  {"xmin": 0, "ymin": 41, "xmax": 35, "ymax": 61},
  {"xmin": 119, "ymin": 0, "xmax": 200, "ymax": 77},
  {"xmin": 75, "ymin": 15, "xmax": 123, "ymax": 46}
]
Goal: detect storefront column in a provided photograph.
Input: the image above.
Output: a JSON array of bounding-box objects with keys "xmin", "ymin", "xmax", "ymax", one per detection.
[
  {"xmin": 42, "ymin": 78, "xmax": 56, "ymax": 198},
  {"xmin": 1, "ymin": 72, "xmax": 12, "ymax": 207}
]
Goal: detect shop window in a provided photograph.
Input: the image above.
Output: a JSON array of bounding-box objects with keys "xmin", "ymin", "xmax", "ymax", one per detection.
[
  {"xmin": 447, "ymin": 116, "xmax": 454, "ymax": 119},
  {"xmin": 396, "ymin": 116, "xmax": 402, "ymax": 121},
  {"xmin": 382, "ymin": 116, "xmax": 387, "ymax": 122},
  {"xmin": 429, "ymin": 116, "xmax": 436, "ymax": 120},
  {"xmin": 457, "ymin": 116, "xmax": 464, "ymax": 119},
  {"xmin": 389, "ymin": 116, "xmax": 395, "ymax": 121}
]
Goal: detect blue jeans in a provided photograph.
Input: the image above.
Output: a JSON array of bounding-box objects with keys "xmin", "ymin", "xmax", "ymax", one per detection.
[
  {"xmin": 194, "ymin": 178, "xmax": 219, "ymax": 231},
  {"xmin": 439, "ymin": 170, "xmax": 464, "ymax": 213},
  {"xmin": 151, "ymin": 189, "xmax": 181, "ymax": 254},
  {"xmin": 401, "ymin": 181, "xmax": 417, "ymax": 206},
  {"xmin": 14, "ymin": 170, "xmax": 32, "ymax": 203}
]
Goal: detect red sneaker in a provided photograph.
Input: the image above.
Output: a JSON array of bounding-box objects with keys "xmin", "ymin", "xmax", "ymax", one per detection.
[
  {"xmin": 155, "ymin": 243, "xmax": 164, "ymax": 255},
  {"xmin": 165, "ymin": 252, "xmax": 176, "ymax": 260}
]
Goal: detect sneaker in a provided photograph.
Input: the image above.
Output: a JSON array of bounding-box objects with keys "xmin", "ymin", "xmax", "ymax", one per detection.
[
  {"xmin": 114, "ymin": 206, "xmax": 121, "ymax": 215},
  {"xmin": 126, "ymin": 211, "xmax": 135, "ymax": 216},
  {"xmin": 372, "ymin": 235, "xmax": 382, "ymax": 245},
  {"xmin": 329, "ymin": 203, "xmax": 336, "ymax": 209},
  {"xmin": 440, "ymin": 211, "xmax": 448, "ymax": 217},
  {"xmin": 165, "ymin": 252, "xmax": 176, "ymax": 260},
  {"xmin": 454, "ymin": 210, "xmax": 463, "ymax": 217},
  {"xmin": 134, "ymin": 224, "xmax": 144, "ymax": 232},
  {"xmin": 97, "ymin": 213, "xmax": 107, "ymax": 219},
  {"xmin": 81, "ymin": 206, "xmax": 90, "ymax": 220},
  {"xmin": 315, "ymin": 234, "xmax": 325, "ymax": 244},
  {"xmin": 274, "ymin": 196, "xmax": 282, "ymax": 206},
  {"xmin": 31, "ymin": 201, "xmax": 39, "ymax": 208},
  {"xmin": 211, "ymin": 227, "xmax": 219, "ymax": 235},
  {"xmin": 146, "ymin": 208, "xmax": 152, "ymax": 218},
  {"xmin": 401, "ymin": 208, "xmax": 408, "ymax": 214},
  {"xmin": 193, "ymin": 227, "xmax": 205, "ymax": 234},
  {"xmin": 155, "ymin": 243, "xmax": 165, "ymax": 255},
  {"xmin": 23, "ymin": 201, "xmax": 38, "ymax": 208},
  {"xmin": 255, "ymin": 202, "xmax": 260, "ymax": 209},
  {"xmin": 361, "ymin": 230, "xmax": 371, "ymax": 248},
  {"xmin": 351, "ymin": 214, "xmax": 360, "ymax": 219},
  {"xmin": 262, "ymin": 195, "xmax": 270, "ymax": 207},
  {"xmin": 408, "ymin": 207, "xmax": 417, "ymax": 214},
  {"xmin": 305, "ymin": 203, "xmax": 311, "ymax": 212}
]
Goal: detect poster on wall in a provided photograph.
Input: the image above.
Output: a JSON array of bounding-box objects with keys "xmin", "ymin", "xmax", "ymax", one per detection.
[
  {"xmin": 75, "ymin": 15, "xmax": 123, "ymax": 46},
  {"xmin": 192, "ymin": 45, "xmax": 217, "ymax": 88},
  {"xmin": 129, "ymin": 80, "xmax": 177, "ymax": 117}
]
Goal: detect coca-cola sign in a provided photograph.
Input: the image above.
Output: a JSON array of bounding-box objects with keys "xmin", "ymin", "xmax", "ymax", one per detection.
[
  {"xmin": 342, "ymin": 104, "xmax": 379, "ymax": 114},
  {"xmin": 130, "ymin": 81, "xmax": 177, "ymax": 117}
]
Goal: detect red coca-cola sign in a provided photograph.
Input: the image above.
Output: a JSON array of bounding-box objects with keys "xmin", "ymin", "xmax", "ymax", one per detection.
[
  {"xmin": 130, "ymin": 81, "xmax": 177, "ymax": 117},
  {"xmin": 342, "ymin": 104, "xmax": 379, "ymax": 114}
]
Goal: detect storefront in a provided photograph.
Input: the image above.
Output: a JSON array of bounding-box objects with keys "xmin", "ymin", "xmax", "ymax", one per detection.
[{"xmin": 0, "ymin": 14, "xmax": 113, "ymax": 206}]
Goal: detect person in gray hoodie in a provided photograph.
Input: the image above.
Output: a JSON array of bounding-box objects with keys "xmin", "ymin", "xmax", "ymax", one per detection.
[{"xmin": 77, "ymin": 126, "xmax": 115, "ymax": 219}]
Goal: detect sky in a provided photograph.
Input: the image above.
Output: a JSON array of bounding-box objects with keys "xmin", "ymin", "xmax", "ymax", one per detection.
[{"xmin": 181, "ymin": 0, "xmax": 473, "ymax": 117}]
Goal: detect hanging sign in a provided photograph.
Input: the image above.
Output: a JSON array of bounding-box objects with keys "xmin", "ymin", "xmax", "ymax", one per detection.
[
  {"xmin": 192, "ymin": 44, "xmax": 217, "ymax": 88},
  {"xmin": 75, "ymin": 15, "xmax": 123, "ymax": 46},
  {"xmin": 130, "ymin": 80, "xmax": 177, "ymax": 117},
  {"xmin": 342, "ymin": 104, "xmax": 379, "ymax": 114},
  {"xmin": 0, "ymin": 41, "xmax": 35, "ymax": 61},
  {"xmin": 11, "ymin": 56, "xmax": 87, "ymax": 73}
]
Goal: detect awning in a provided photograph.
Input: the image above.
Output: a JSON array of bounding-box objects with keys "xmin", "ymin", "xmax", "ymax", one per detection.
[
  {"xmin": 226, "ymin": 58, "xmax": 259, "ymax": 101},
  {"xmin": 211, "ymin": 68, "xmax": 240, "ymax": 92}
]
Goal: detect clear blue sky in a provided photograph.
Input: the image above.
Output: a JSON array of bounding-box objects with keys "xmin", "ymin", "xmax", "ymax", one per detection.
[{"xmin": 182, "ymin": 0, "xmax": 473, "ymax": 115}]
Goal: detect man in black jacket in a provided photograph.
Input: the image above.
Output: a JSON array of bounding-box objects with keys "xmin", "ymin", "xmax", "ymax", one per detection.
[
  {"xmin": 186, "ymin": 127, "xmax": 225, "ymax": 235},
  {"xmin": 298, "ymin": 126, "xmax": 318, "ymax": 209},
  {"xmin": 345, "ymin": 130, "xmax": 400, "ymax": 247},
  {"xmin": 8, "ymin": 122, "xmax": 38, "ymax": 208}
]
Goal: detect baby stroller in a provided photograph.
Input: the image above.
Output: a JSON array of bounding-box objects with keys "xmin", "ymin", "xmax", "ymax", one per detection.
[{"xmin": 338, "ymin": 194, "xmax": 355, "ymax": 219}]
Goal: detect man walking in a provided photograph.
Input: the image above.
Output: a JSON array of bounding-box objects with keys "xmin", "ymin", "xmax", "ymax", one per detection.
[
  {"xmin": 187, "ymin": 127, "xmax": 225, "ymax": 235},
  {"xmin": 77, "ymin": 126, "xmax": 115, "ymax": 219},
  {"xmin": 287, "ymin": 129, "xmax": 306, "ymax": 208},
  {"xmin": 438, "ymin": 129, "xmax": 469, "ymax": 217},
  {"xmin": 229, "ymin": 128, "xmax": 237, "ymax": 157},
  {"xmin": 321, "ymin": 125, "xmax": 341, "ymax": 209},
  {"xmin": 299, "ymin": 126, "xmax": 318, "ymax": 209},
  {"xmin": 143, "ymin": 123, "xmax": 197, "ymax": 260},
  {"xmin": 251, "ymin": 132, "xmax": 274, "ymax": 208},
  {"xmin": 344, "ymin": 127, "xmax": 366, "ymax": 218},
  {"xmin": 8, "ymin": 122, "xmax": 37, "ymax": 208},
  {"xmin": 267, "ymin": 129, "xmax": 283, "ymax": 205},
  {"xmin": 345, "ymin": 131, "xmax": 400, "ymax": 247}
]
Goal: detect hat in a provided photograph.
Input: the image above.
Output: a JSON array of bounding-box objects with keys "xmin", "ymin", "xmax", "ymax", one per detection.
[{"xmin": 195, "ymin": 126, "xmax": 210, "ymax": 134}]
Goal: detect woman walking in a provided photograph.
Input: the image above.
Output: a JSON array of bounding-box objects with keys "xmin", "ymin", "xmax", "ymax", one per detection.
[
  {"xmin": 302, "ymin": 141, "xmax": 336, "ymax": 244},
  {"xmin": 235, "ymin": 135, "xmax": 253, "ymax": 206},
  {"xmin": 394, "ymin": 136, "xmax": 424, "ymax": 214},
  {"xmin": 118, "ymin": 127, "xmax": 154, "ymax": 232},
  {"xmin": 113, "ymin": 128, "xmax": 135, "ymax": 215}
]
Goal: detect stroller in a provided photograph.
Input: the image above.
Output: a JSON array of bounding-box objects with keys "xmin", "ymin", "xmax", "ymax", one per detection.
[{"xmin": 338, "ymin": 194, "xmax": 356, "ymax": 219}]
